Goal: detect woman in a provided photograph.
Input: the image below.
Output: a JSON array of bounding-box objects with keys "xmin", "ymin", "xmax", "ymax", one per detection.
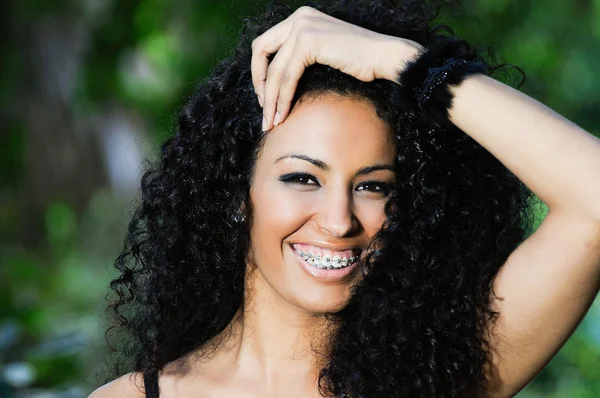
[{"xmin": 91, "ymin": 0, "xmax": 600, "ymax": 397}]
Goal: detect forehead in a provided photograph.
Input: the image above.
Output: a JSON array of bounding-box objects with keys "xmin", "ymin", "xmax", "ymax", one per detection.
[{"xmin": 259, "ymin": 94, "xmax": 396, "ymax": 166}]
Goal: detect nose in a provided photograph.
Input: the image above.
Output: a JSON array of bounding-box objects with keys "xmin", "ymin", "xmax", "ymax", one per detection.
[{"xmin": 315, "ymin": 186, "xmax": 357, "ymax": 238}]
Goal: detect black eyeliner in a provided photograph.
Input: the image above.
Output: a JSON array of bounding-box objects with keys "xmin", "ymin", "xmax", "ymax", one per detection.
[
  {"xmin": 278, "ymin": 172, "xmax": 320, "ymax": 186},
  {"xmin": 357, "ymin": 180, "xmax": 395, "ymax": 195},
  {"xmin": 278, "ymin": 172, "xmax": 313, "ymax": 181}
]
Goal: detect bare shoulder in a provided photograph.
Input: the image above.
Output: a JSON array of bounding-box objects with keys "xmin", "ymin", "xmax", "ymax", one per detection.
[{"xmin": 88, "ymin": 372, "xmax": 146, "ymax": 398}]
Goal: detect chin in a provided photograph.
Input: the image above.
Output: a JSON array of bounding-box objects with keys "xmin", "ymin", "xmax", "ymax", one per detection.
[{"xmin": 291, "ymin": 287, "xmax": 355, "ymax": 315}]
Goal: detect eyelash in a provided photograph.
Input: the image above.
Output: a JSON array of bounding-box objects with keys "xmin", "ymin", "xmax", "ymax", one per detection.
[
  {"xmin": 278, "ymin": 173, "xmax": 393, "ymax": 196},
  {"xmin": 279, "ymin": 173, "xmax": 319, "ymax": 186}
]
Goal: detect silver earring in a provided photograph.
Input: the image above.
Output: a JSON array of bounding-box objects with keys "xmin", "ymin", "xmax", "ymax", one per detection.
[{"xmin": 232, "ymin": 210, "xmax": 246, "ymax": 223}]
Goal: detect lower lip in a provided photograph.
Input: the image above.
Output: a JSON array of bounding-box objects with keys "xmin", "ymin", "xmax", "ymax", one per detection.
[{"xmin": 290, "ymin": 245, "xmax": 360, "ymax": 282}]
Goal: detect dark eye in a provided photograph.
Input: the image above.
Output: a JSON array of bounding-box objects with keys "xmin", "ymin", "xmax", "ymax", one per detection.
[
  {"xmin": 356, "ymin": 181, "xmax": 393, "ymax": 196},
  {"xmin": 278, "ymin": 173, "xmax": 320, "ymax": 186}
]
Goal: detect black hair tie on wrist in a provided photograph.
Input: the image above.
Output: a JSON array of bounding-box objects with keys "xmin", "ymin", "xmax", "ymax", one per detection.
[{"xmin": 395, "ymin": 35, "xmax": 488, "ymax": 127}]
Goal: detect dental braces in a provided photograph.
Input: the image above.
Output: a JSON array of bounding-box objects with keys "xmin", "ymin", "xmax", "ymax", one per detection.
[{"xmin": 297, "ymin": 251, "xmax": 358, "ymax": 269}]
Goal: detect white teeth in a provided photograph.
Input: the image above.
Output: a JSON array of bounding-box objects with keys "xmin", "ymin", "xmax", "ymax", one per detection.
[{"xmin": 295, "ymin": 248, "xmax": 358, "ymax": 270}]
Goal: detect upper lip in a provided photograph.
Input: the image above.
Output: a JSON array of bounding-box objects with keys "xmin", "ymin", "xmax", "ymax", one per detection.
[{"xmin": 289, "ymin": 242, "xmax": 363, "ymax": 253}]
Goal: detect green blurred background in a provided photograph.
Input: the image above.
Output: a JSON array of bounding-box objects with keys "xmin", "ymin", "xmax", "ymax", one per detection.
[{"xmin": 1, "ymin": 0, "xmax": 599, "ymax": 396}]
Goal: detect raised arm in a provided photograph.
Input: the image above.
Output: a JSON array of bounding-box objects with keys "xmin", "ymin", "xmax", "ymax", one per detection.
[
  {"xmin": 250, "ymin": 6, "xmax": 600, "ymax": 395},
  {"xmin": 447, "ymin": 73, "xmax": 600, "ymax": 396}
]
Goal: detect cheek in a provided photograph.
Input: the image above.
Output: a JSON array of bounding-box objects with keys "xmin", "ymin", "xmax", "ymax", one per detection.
[
  {"xmin": 253, "ymin": 182, "xmax": 310, "ymax": 231},
  {"xmin": 250, "ymin": 182, "xmax": 313, "ymax": 260},
  {"xmin": 355, "ymin": 198, "xmax": 388, "ymax": 237}
]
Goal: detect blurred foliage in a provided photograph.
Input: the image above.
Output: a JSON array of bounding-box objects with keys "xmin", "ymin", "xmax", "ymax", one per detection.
[{"xmin": 0, "ymin": 0, "xmax": 599, "ymax": 397}]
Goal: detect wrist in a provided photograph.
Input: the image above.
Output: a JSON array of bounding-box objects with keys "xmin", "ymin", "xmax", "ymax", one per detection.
[
  {"xmin": 391, "ymin": 35, "xmax": 487, "ymax": 126},
  {"xmin": 377, "ymin": 36, "xmax": 424, "ymax": 83}
]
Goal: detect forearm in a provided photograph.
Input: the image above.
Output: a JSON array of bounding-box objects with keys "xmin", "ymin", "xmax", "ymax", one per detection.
[{"xmin": 447, "ymin": 73, "xmax": 600, "ymax": 218}]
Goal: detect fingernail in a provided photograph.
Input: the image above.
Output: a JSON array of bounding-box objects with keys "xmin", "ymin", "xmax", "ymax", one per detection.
[
  {"xmin": 257, "ymin": 95, "xmax": 263, "ymax": 107},
  {"xmin": 262, "ymin": 116, "xmax": 267, "ymax": 131},
  {"xmin": 274, "ymin": 111, "xmax": 281, "ymax": 126}
]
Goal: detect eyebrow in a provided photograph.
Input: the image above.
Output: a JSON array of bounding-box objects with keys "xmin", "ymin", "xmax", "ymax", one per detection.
[{"xmin": 274, "ymin": 154, "xmax": 395, "ymax": 176}]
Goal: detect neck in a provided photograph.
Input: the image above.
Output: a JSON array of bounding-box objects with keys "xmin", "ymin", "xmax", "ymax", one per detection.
[{"xmin": 221, "ymin": 266, "xmax": 335, "ymax": 383}]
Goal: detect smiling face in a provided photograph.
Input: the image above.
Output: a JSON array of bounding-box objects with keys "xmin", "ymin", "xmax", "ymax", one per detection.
[{"xmin": 247, "ymin": 93, "xmax": 396, "ymax": 314}]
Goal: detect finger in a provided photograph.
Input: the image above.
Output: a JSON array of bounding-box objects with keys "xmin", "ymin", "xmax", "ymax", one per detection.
[
  {"xmin": 263, "ymin": 16, "xmax": 320, "ymax": 130},
  {"xmin": 251, "ymin": 35, "xmax": 282, "ymax": 106},
  {"xmin": 251, "ymin": 6, "xmax": 320, "ymax": 105},
  {"xmin": 251, "ymin": 16, "xmax": 301, "ymax": 105},
  {"xmin": 275, "ymin": 35, "xmax": 316, "ymax": 125},
  {"xmin": 262, "ymin": 35, "xmax": 297, "ymax": 131}
]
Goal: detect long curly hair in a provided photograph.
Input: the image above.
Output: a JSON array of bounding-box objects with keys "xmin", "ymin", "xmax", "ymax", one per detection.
[{"xmin": 105, "ymin": 0, "xmax": 535, "ymax": 396}]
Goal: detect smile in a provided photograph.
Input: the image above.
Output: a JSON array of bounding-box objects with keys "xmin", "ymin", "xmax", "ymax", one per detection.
[{"xmin": 291, "ymin": 243, "xmax": 361, "ymax": 270}]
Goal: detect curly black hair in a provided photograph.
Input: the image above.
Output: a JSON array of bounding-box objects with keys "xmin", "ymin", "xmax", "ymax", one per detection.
[{"xmin": 105, "ymin": 0, "xmax": 535, "ymax": 396}]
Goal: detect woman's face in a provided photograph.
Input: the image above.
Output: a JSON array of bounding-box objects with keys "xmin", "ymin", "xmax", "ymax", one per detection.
[{"xmin": 248, "ymin": 94, "xmax": 396, "ymax": 314}]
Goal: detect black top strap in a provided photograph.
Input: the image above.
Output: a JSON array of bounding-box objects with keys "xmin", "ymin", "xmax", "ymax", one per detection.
[{"xmin": 143, "ymin": 370, "xmax": 159, "ymax": 398}]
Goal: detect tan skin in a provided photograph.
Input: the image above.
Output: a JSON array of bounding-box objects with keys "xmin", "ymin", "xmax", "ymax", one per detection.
[
  {"xmin": 91, "ymin": 95, "xmax": 396, "ymax": 397},
  {"xmin": 91, "ymin": 6, "xmax": 600, "ymax": 397}
]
